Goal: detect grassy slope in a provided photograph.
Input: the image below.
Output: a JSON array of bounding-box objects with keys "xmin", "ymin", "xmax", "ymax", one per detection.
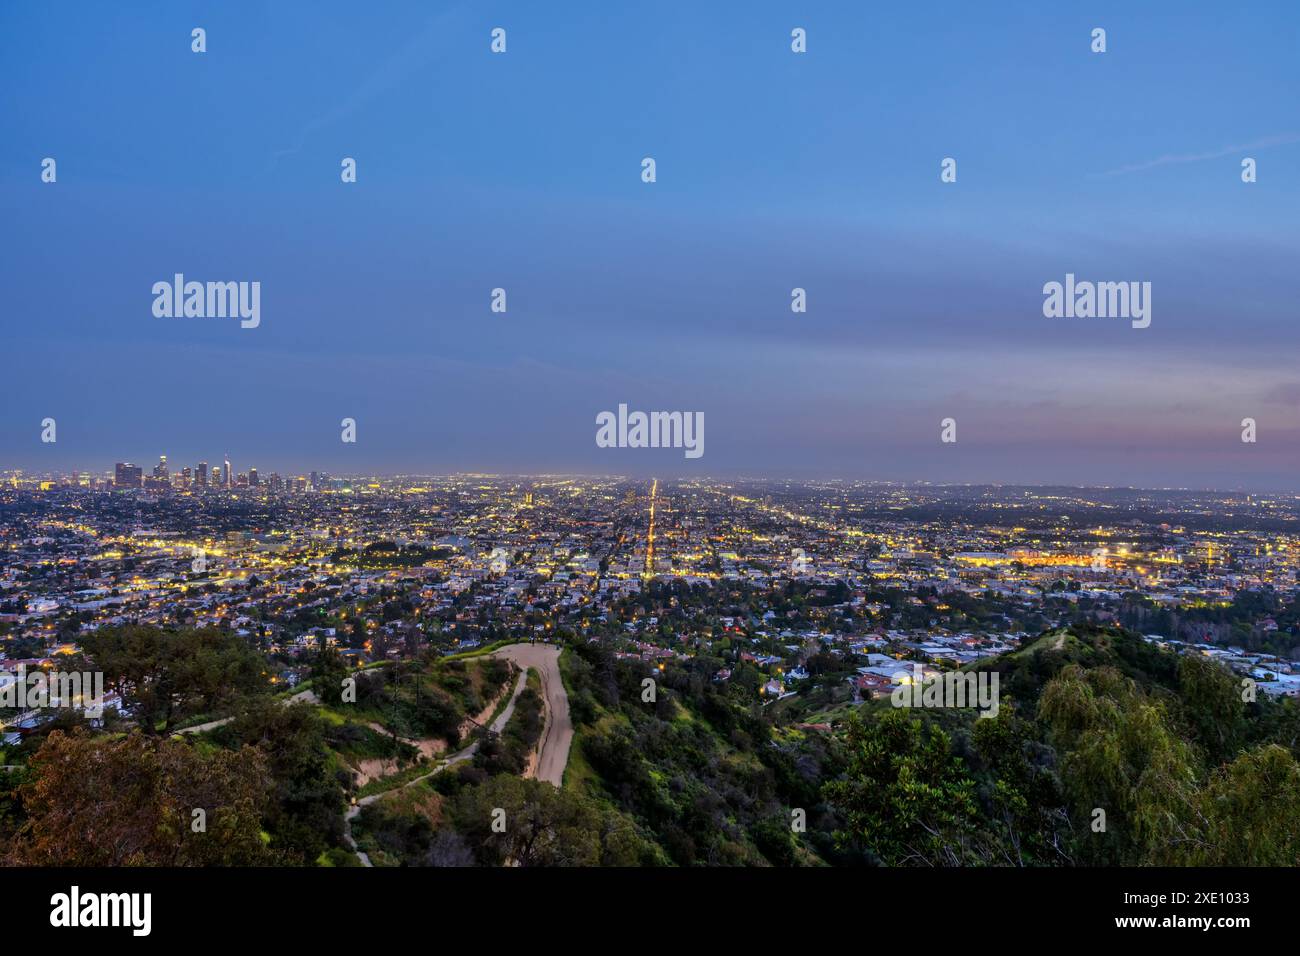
[{"xmin": 558, "ymin": 647, "xmax": 823, "ymax": 866}]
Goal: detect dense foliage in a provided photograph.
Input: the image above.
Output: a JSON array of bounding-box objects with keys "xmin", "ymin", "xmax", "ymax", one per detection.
[
  {"xmin": 5, "ymin": 622, "xmax": 1298, "ymax": 867},
  {"xmin": 826, "ymin": 625, "xmax": 1300, "ymax": 865}
]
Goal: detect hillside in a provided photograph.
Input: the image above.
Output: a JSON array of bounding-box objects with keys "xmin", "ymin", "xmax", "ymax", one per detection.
[
  {"xmin": 557, "ymin": 641, "xmax": 847, "ymax": 866},
  {"xmin": 966, "ymin": 622, "xmax": 1181, "ymax": 705},
  {"xmin": 6, "ymin": 623, "xmax": 1300, "ymax": 867},
  {"xmin": 825, "ymin": 622, "xmax": 1300, "ymax": 865}
]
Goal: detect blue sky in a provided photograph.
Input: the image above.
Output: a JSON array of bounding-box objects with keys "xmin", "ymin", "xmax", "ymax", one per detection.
[{"xmin": 2, "ymin": 1, "xmax": 1299, "ymax": 488}]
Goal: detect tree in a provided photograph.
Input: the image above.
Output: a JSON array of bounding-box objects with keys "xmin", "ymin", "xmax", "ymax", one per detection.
[
  {"xmin": 750, "ymin": 815, "xmax": 797, "ymax": 866},
  {"xmin": 310, "ymin": 644, "xmax": 353, "ymax": 707},
  {"xmin": 9, "ymin": 730, "xmax": 273, "ymax": 866},
  {"xmin": 1038, "ymin": 664, "xmax": 1200, "ymax": 865},
  {"xmin": 213, "ymin": 699, "xmax": 347, "ymax": 862},
  {"xmin": 80, "ymin": 626, "xmax": 268, "ymax": 734},
  {"xmin": 969, "ymin": 705, "xmax": 1072, "ymax": 865},
  {"xmin": 1166, "ymin": 744, "xmax": 1300, "ymax": 865},
  {"xmin": 824, "ymin": 709, "xmax": 986, "ymax": 866},
  {"xmin": 450, "ymin": 775, "xmax": 602, "ymax": 866},
  {"xmin": 425, "ymin": 829, "xmax": 475, "ymax": 866},
  {"xmin": 1176, "ymin": 654, "xmax": 1247, "ymax": 766}
]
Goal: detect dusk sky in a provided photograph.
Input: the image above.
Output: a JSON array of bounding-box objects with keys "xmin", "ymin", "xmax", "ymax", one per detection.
[{"xmin": 3, "ymin": 1, "xmax": 1298, "ymax": 489}]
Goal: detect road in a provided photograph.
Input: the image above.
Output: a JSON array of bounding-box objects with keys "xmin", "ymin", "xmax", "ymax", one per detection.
[
  {"xmin": 644, "ymin": 477, "xmax": 658, "ymax": 579},
  {"xmin": 493, "ymin": 643, "xmax": 572, "ymax": 788}
]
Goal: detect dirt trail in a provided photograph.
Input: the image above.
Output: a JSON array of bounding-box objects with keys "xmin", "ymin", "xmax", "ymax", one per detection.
[
  {"xmin": 493, "ymin": 643, "xmax": 571, "ymax": 788},
  {"xmin": 351, "ymin": 670, "xmax": 518, "ymax": 784},
  {"xmin": 343, "ymin": 665, "xmax": 530, "ymax": 865},
  {"xmin": 342, "ymin": 644, "xmax": 572, "ymax": 865}
]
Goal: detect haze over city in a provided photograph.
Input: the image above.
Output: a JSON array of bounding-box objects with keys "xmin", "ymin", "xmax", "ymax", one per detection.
[{"xmin": 3, "ymin": 0, "xmax": 1298, "ymax": 489}]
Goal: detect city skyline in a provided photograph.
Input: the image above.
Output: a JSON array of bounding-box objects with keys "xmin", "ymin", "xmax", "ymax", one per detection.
[{"xmin": 10, "ymin": 456, "xmax": 1300, "ymax": 497}]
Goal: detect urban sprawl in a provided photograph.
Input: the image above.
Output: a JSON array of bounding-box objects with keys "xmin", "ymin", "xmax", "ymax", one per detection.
[{"xmin": 4, "ymin": 464, "xmax": 1300, "ymax": 741}]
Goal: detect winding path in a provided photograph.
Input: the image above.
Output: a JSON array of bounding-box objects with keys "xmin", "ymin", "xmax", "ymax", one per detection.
[
  {"xmin": 166, "ymin": 646, "xmax": 573, "ymax": 866},
  {"xmin": 342, "ymin": 642, "xmax": 573, "ymax": 865},
  {"xmin": 342, "ymin": 662, "xmax": 531, "ymax": 866}
]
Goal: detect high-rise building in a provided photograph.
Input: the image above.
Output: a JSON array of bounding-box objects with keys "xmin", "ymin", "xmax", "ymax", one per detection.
[
  {"xmin": 114, "ymin": 462, "xmax": 143, "ymax": 488},
  {"xmin": 212, "ymin": 465, "xmax": 223, "ymax": 487},
  {"xmin": 224, "ymin": 455, "xmax": 232, "ymax": 490},
  {"xmin": 249, "ymin": 467, "xmax": 260, "ymax": 487},
  {"xmin": 196, "ymin": 462, "xmax": 208, "ymax": 487},
  {"xmin": 153, "ymin": 455, "xmax": 168, "ymax": 481}
]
